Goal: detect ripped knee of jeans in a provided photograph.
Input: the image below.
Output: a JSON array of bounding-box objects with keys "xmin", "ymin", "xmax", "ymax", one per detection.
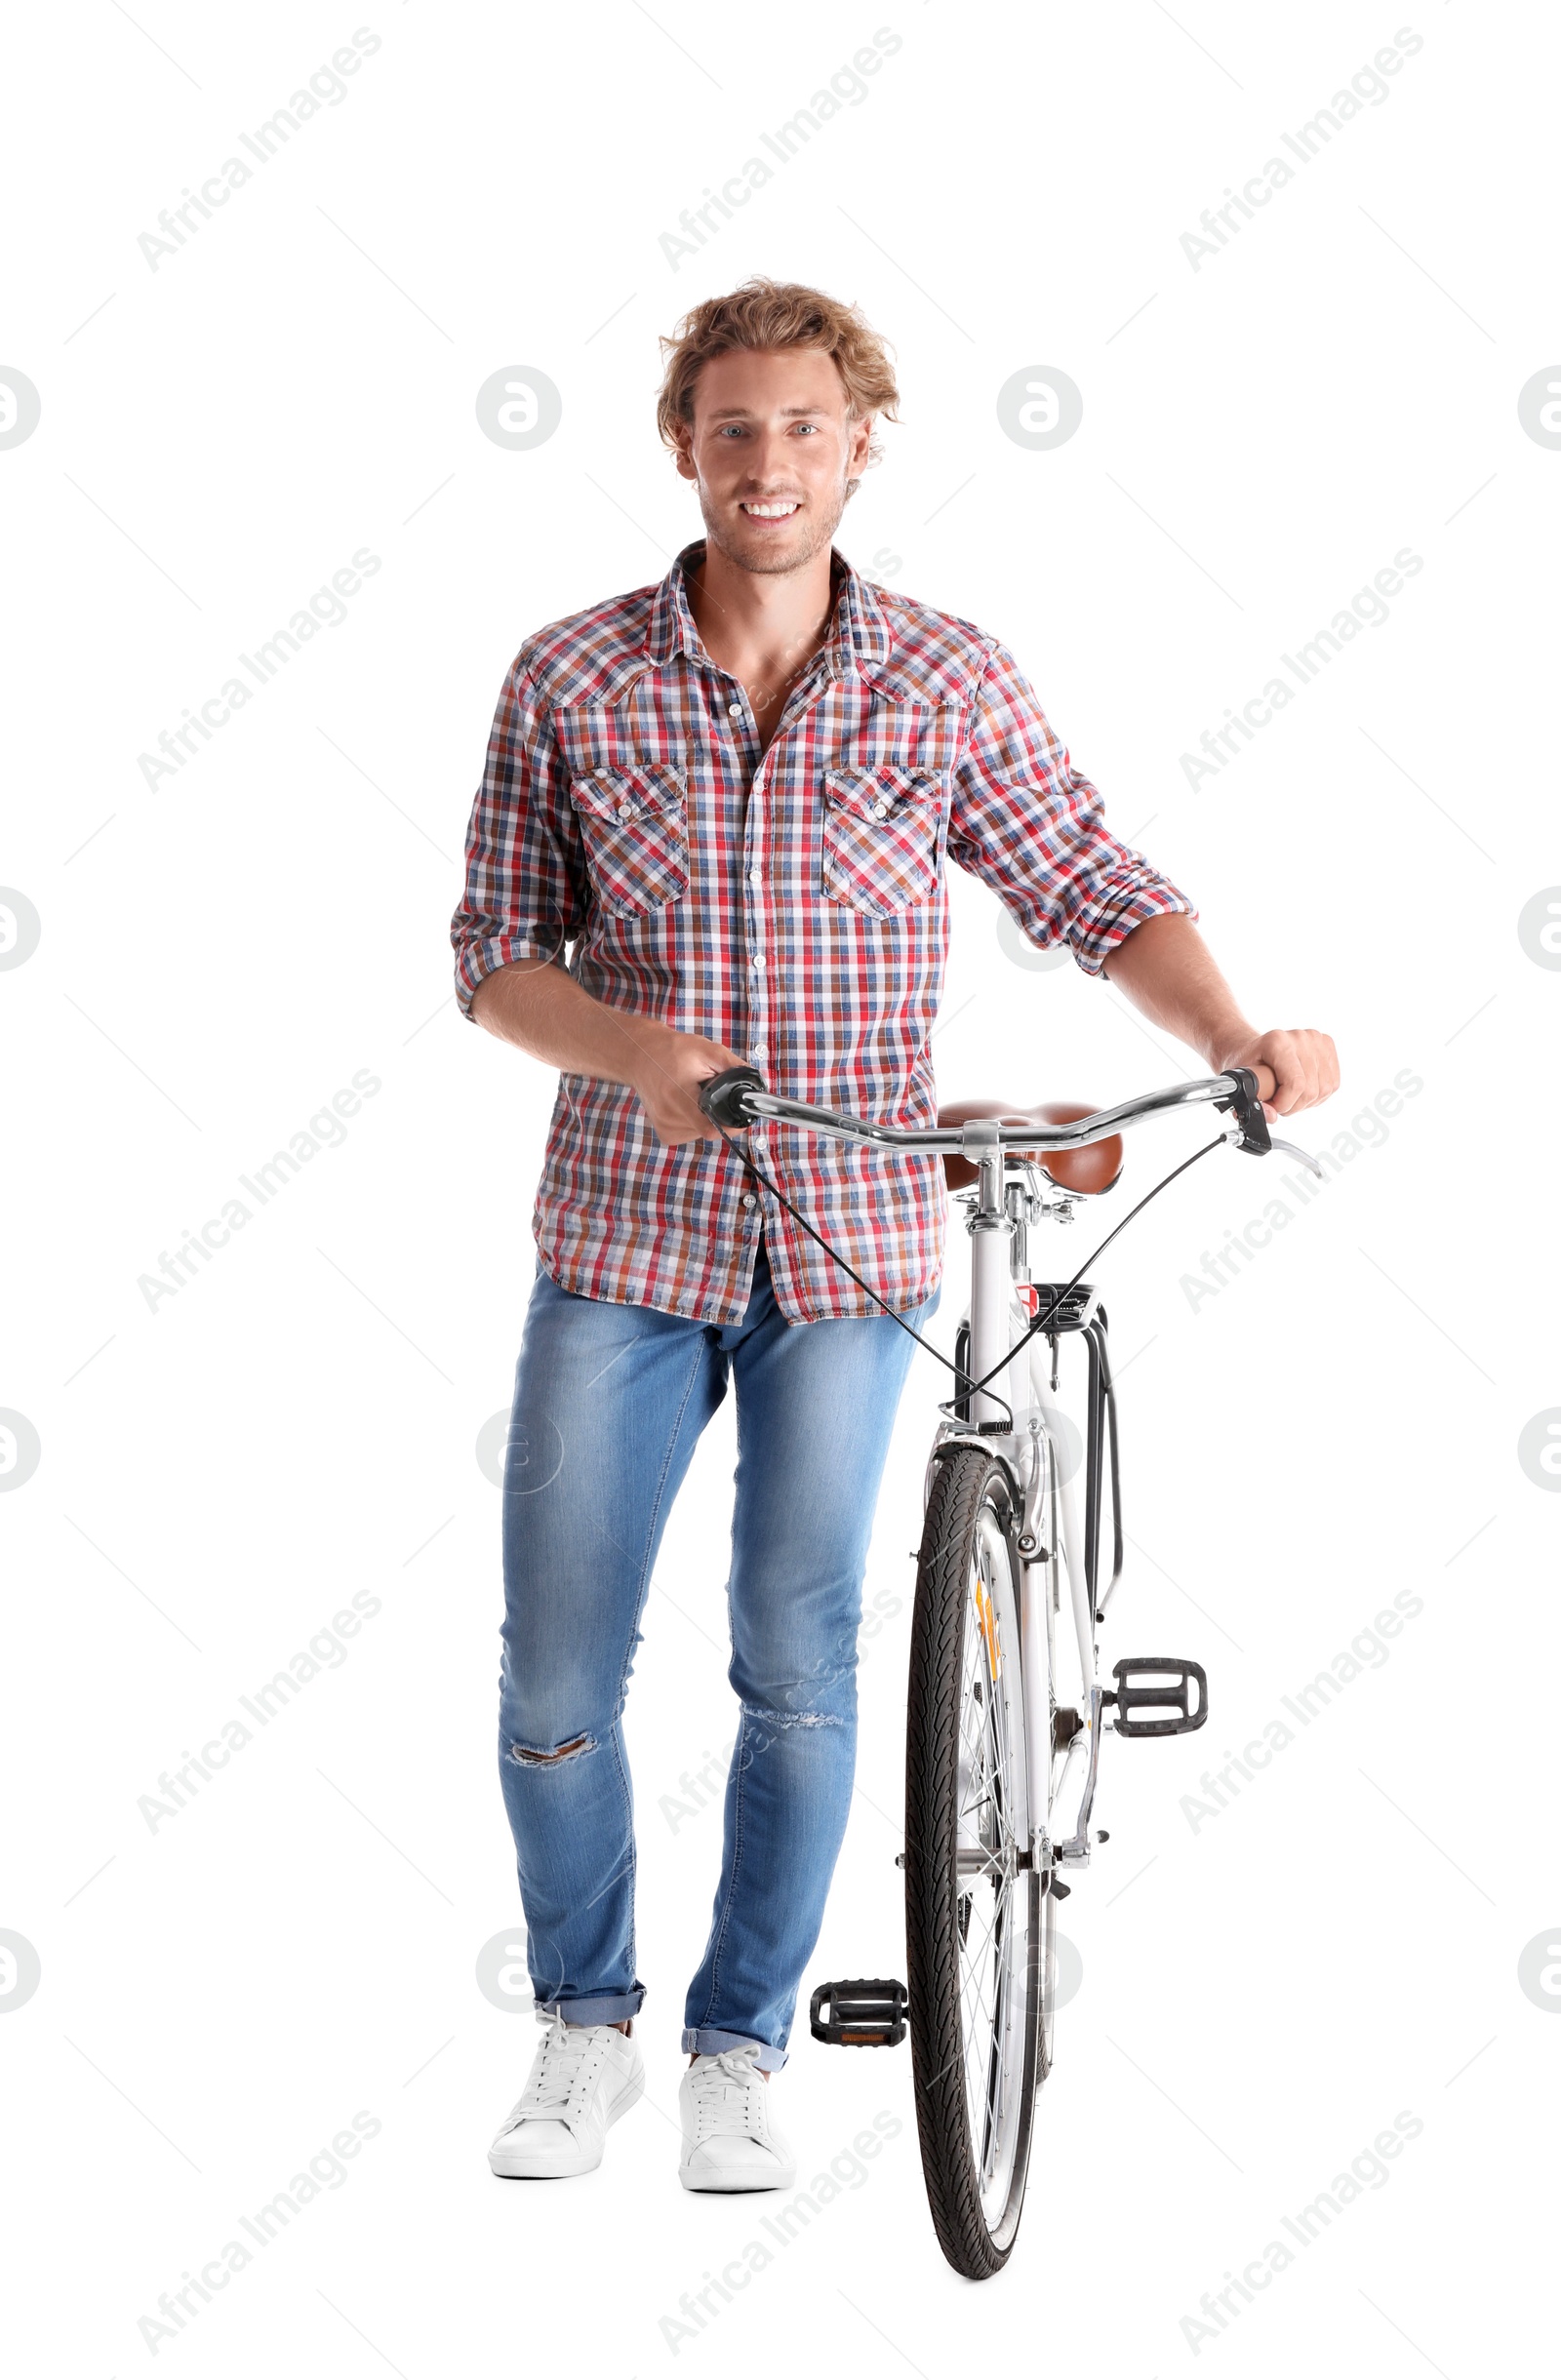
[
  {"xmin": 739, "ymin": 1699, "xmax": 844, "ymax": 1731},
  {"xmin": 508, "ymin": 1731, "xmax": 597, "ymax": 1766}
]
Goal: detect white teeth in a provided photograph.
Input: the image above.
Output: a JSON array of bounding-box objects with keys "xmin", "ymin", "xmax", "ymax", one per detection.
[{"xmin": 742, "ymin": 502, "xmax": 799, "ymax": 518}]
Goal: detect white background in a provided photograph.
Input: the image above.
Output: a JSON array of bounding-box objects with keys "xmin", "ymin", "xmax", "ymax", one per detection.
[{"xmin": 3, "ymin": 1, "xmax": 1557, "ymax": 2371}]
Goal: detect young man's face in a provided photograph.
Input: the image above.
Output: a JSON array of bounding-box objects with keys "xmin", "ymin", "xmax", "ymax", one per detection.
[{"xmin": 673, "ymin": 347, "xmax": 874, "ymax": 577}]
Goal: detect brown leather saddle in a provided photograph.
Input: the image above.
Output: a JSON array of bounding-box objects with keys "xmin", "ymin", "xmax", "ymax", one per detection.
[{"xmin": 938, "ymin": 1099, "xmax": 1125, "ymax": 1195}]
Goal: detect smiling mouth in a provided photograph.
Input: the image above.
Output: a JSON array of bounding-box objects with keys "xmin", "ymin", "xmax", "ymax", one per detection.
[{"xmin": 740, "ymin": 500, "xmax": 801, "ymax": 519}]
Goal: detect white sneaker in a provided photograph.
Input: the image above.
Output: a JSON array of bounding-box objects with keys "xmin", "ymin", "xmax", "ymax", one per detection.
[
  {"xmin": 488, "ymin": 2014, "xmax": 644, "ymax": 2178},
  {"xmin": 679, "ymin": 2043, "xmax": 796, "ymax": 2193}
]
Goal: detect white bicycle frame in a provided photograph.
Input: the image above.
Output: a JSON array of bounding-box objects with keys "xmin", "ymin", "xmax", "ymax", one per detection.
[
  {"xmin": 726, "ymin": 1070, "xmax": 1321, "ymax": 1878},
  {"xmin": 956, "ymin": 1119, "xmax": 1102, "ymax": 1873}
]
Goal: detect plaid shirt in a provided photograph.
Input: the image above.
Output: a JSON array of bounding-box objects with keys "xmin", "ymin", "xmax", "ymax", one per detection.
[{"xmin": 452, "ymin": 542, "xmax": 1194, "ymax": 1325}]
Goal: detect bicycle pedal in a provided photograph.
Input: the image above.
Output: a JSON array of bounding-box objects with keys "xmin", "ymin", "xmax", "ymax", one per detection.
[
  {"xmin": 809, "ymin": 1978, "xmax": 908, "ymax": 2046},
  {"xmin": 1104, "ymin": 1656, "xmax": 1208, "ymax": 1737}
]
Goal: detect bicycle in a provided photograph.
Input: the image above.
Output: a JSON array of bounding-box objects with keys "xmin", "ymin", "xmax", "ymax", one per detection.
[{"xmin": 697, "ymin": 1060, "xmax": 1321, "ymax": 2280}]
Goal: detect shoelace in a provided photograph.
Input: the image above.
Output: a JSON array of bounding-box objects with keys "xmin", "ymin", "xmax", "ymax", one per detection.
[
  {"xmin": 513, "ymin": 2019, "xmax": 602, "ymax": 2121},
  {"xmin": 688, "ymin": 2047, "xmax": 763, "ymax": 2139}
]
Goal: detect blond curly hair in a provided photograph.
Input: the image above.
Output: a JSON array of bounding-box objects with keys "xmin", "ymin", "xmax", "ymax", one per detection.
[{"xmin": 657, "ymin": 277, "xmax": 900, "ymax": 468}]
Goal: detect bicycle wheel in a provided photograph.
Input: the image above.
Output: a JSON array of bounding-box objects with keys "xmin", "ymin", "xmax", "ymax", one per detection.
[{"xmin": 905, "ymin": 1445, "xmax": 1042, "ymax": 2278}]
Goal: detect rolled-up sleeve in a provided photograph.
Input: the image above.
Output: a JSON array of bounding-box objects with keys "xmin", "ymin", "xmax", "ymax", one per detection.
[
  {"xmin": 948, "ymin": 642, "xmax": 1196, "ymax": 975},
  {"xmin": 450, "ymin": 655, "xmax": 585, "ymax": 1018}
]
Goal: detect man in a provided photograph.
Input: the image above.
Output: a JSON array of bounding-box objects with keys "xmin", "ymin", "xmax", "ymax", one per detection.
[{"xmin": 451, "ymin": 278, "xmax": 1338, "ymax": 2193}]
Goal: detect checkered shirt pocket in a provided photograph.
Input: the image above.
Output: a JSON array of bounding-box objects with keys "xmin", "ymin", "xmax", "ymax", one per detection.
[{"xmin": 821, "ymin": 766, "xmax": 944, "ymax": 915}]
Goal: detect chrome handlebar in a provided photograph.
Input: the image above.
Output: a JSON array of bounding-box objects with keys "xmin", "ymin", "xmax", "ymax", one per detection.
[{"xmin": 699, "ymin": 1065, "xmax": 1274, "ymax": 1158}]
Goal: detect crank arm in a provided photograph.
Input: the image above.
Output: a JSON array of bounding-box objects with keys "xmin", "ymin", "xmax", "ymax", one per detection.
[{"xmin": 1051, "ymin": 1684, "xmax": 1104, "ymax": 1868}]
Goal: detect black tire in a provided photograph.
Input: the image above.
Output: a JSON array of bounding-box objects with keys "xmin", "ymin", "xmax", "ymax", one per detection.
[{"xmin": 905, "ymin": 1446, "xmax": 1042, "ymax": 2279}]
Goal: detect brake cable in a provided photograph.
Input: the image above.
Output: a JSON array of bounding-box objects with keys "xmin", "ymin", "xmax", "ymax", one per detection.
[
  {"xmin": 958, "ymin": 1132, "xmax": 1225, "ymax": 1400},
  {"xmin": 710, "ymin": 1115, "xmax": 1228, "ymax": 1412}
]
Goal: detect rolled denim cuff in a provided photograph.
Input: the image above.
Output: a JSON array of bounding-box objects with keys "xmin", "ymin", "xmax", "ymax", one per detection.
[
  {"xmin": 682, "ymin": 2024, "xmax": 786, "ymax": 2073},
  {"xmin": 539, "ymin": 1983, "xmax": 645, "ymax": 2025}
]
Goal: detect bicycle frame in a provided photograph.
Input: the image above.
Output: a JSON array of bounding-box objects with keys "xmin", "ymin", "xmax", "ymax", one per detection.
[
  {"xmin": 946, "ymin": 1119, "xmax": 1105, "ymax": 1870},
  {"xmin": 712, "ymin": 1066, "xmax": 1280, "ymax": 1875}
]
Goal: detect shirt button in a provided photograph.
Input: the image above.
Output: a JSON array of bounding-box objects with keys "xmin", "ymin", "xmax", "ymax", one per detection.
[
  {"xmin": 728, "ymin": 701, "xmax": 745, "ymax": 719},
  {"xmin": 751, "ymin": 953, "xmax": 764, "ymax": 970},
  {"xmin": 749, "ymin": 1045, "xmax": 766, "ymax": 1061},
  {"xmin": 748, "ymin": 868, "xmax": 762, "ymax": 887},
  {"xmin": 873, "ymin": 800, "xmax": 890, "ymax": 818},
  {"xmin": 740, "ymin": 1192, "xmax": 757, "ymax": 1210}
]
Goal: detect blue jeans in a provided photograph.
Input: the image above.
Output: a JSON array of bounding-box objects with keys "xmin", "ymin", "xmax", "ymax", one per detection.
[{"xmin": 497, "ymin": 1237, "xmax": 933, "ymax": 2070}]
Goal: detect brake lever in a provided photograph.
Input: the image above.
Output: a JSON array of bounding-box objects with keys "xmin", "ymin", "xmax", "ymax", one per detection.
[
  {"xmin": 1266, "ymin": 1135, "xmax": 1325, "ymax": 1177},
  {"xmin": 1213, "ymin": 1065, "xmax": 1271, "ymax": 1155}
]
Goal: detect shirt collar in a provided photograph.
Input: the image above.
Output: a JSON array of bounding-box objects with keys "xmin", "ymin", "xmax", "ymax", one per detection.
[{"xmin": 644, "ymin": 539, "xmax": 895, "ymax": 684}]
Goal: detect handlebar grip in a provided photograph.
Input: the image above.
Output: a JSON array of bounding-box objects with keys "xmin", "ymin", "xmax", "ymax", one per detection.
[{"xmin": 698, "ymin": 1065, "xmax": 766, "ymax": 1129}]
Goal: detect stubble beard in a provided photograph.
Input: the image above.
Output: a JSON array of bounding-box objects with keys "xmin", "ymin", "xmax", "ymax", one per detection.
[{"xmin": 699, "ymin": 476, "xmax": 855, "ymax": 578}]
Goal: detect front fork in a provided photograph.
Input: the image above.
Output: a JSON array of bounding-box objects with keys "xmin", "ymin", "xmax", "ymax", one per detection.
[
  {"xmin": 962, "ymin": 1132, "xmax": 1100, "ymax": 1869},
  {"xmin": 1029, "ymin": 1359, "xmax": 1103, "ymax": 1868}
]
